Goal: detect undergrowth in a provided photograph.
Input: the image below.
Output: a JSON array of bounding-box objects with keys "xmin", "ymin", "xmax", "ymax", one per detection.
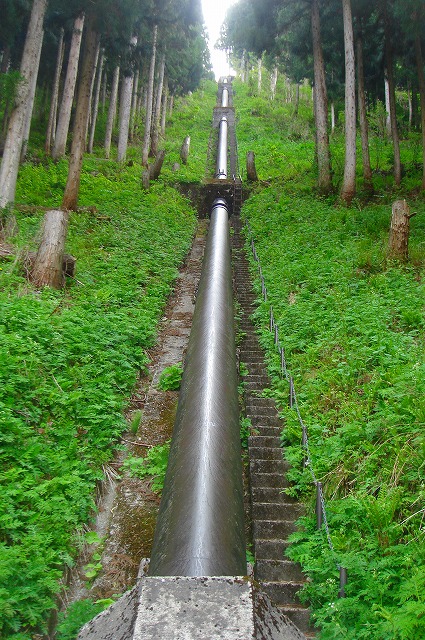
[{"xmin": 1, "ymin": 157, "xmax": 197, "ymax": 636}]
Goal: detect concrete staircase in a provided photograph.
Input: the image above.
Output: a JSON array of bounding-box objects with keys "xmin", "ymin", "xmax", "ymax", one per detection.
[{"xmin": 232, "ymin": 216, "xmax": 316, "ymax": 638}]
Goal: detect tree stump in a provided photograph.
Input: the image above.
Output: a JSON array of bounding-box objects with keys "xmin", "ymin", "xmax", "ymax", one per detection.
[
  {"xmin": 246, "ymin": 151, "xmax": 258, "ymax": 182},
  {"xmin": 180, "ymin": 136, "xmax": 190, "ymax": 165},
  {"xmin": 149, "ymin": 149, "xmax": 166, "ymax": 180},
  {"xmin": 388, "ymin": 200, "xmax": 416, "ymax": 261},
  {"xmin": 141, "ymin": 169, "xmax": 151, "ymax": 190}
]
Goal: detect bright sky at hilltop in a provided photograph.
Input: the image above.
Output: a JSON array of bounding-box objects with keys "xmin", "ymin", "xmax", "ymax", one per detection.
[{"xmin": 201, "ymin": 0, "xmax": 238, "ymax": 79}]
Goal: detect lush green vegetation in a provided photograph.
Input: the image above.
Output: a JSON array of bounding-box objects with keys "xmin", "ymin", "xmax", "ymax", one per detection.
[
  {"xmin": 0, "ymin": 80, "xmax": 220, "ymax": 637},
  {"xmin": 235, "ymin": 78, "xmax": 425, "ymax": 638}
]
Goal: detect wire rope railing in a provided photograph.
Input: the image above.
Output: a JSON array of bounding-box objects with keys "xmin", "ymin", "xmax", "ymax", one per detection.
[{"xmin": 246, "ymin": 222, "xmax": 348, "ymax": 599}]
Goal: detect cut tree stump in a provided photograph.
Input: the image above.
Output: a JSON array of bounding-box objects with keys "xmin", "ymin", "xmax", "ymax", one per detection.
[
  {"xmin": 180, "ymin": 136, "xmax": 190, "ymax": 165},
  {"xmin": 388, "ymin": 199, "xmax": 416, "ymax": 261},
  {"xmin": 246, "ymin": 151, "xmax": 258, "ymax": 182}
]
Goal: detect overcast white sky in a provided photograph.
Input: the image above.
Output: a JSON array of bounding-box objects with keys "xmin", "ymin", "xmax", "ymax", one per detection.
[{"xmin": 201, "ymin": 0, "xmax": 238, "ymax": 79}]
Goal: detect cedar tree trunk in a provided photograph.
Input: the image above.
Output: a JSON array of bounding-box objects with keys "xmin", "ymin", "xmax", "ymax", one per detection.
[
  {"xmin": 62, "ymin": 20, "xmax": 100, "ymax": 211},
  {"xmin": 357, "ymin": 34, "xmax": 373, "ymax": 190},
  {"xmin": 142, "ymin": 25, "xmax": 158, "ymax": 167},
  {"xmin": 52, "ymin": 13, "xmax": 85, "ymax": 160},
  {"xmin": 104, "ymin": 65, "xmax": 120, "ymax": 159},
  {"xmin": 45, "ymin": 28, "xmax": 65, "ymax": 154},
  {"xmin": 0, "ymin": 0, "xmax": 47, "ymax": 212},
  {"xmin": 383, "ymin": 2, "xmax": 401, "ymax": 186},
  {"xmin": 88, "ymin": 51, "xmax": 104, "ymax": 153},
  {"xmin": 150, "ymin": 54, "xmax": 165, "ymax": 157},
  {"xmin": 311, "ymin": 0, "xmax": 332, "ymax": 192},
  {"xmin": 341, "ymin": 0, "xmax": 356, "ymax": 205},
  {"xmin": 414, "ymin": 30, "xmax": 425, "ymax": 190}
]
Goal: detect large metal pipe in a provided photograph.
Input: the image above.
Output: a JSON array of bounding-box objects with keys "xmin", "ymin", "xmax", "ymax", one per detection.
[
  {"xmin": 216, "ymin": 116, "xmax": 228, "ymax": 179},
  {"xmin": 148, "ymin": 198, "xmax": 246, "ymax": 577},
  {"xmin": 222, "ymin": 86, "xmax": 229, "ymax": 107}
]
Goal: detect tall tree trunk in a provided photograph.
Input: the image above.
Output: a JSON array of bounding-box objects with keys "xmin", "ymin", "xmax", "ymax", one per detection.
[
  {"xmin": 129, "ymin": 68, "xmax": 139, "ymax": 141},
  {"xmin": 384, "ymin": 72, "xmax": 391, "ymax": 135},
  {"xmin": 341, "ymin": 0, "xmax": 356, "ymax": 204},
  {"xmin": 270, "ymin": 66, "xmax": 278, "ymax": 101},
  {"xmin": 104, "ymin": 65, "xmax": 120, "ymax": 159},
  {"xmin": 160, "ymin": 81, "xmax": 168, "ymax": 136},
  {"xmin": 62, "ymin": 20, "xmax": 100, "ymax": 210},
  {"xmin": 150, "ymin": 54, "xmax": 165, "ymax": 157},
  {"xmin": 52, "ymin": 13, "xmax": 85, "ymax": 160},
  {"xmin": 294, "ymin": 84, "xmax": 300, "ymax": 115},
  {"xmin": 31, "ymin": 209, "xmax": 70, "ymax": 288},
  {"xmin": 241, "ymin": 50, "xmax": 246, "ymax": 83},
  {"xmin": 88, "ymin": 51, "xmax": 104, "ymax": 153},
  {"xmin": 45, "ymin": 28, "xmax": 65, "ymax": 154},
  {"xmin": 117, "ymin": 72, "xmax": 135, "ymax": 161},
  {"xmin": 0, "ymin": 45, "xmax": 11, "ymax": 73},
  {"xmin": 383, "ymin": 2, "xmax": 401, "ymax": 186},
  {"xmin": 257, "ymin": 57, "xmax": 262, "ymax": 93},
  {"xmin": 142, "ymin": 25, "xmax": 158, "ymax": 166},
  {"xmin": 20, "ymin": 30, "xmax": 44, "ymax": 162},
  {"xmin": 331, "ymin": 102, "xmax": 336, "ymax": 133},
  {"xmin": 357, "ymin": 34, "xmax": 372, "ymax": 190},
  {"xmin": 414, "ymin": 30, "xmax": 425, "ymax": 190},
  {"xmin": 311, "ymin": 0, "xmax": 332, "ymax": 192},
  {"xmin": 0, "ymin": 0, "xmax": 47, "ymax": 213}
]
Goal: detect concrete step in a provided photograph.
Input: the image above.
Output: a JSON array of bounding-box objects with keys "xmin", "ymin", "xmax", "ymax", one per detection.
[
  {"xmin": 256, "ymin": 559, "xmax": 305, "ymax": 583},
  {"xmin": 254, "ymin": 538, "xmax": 291, "ymax": 560},
  {"xmin": 249, "ymin": 446, "xmax": 283, "ymax": 462},
  {"xmin": 251, "ymin": 487, "xmax": 297, "ymax": 504},
  {"xmin": 252, "ymin": 519, "xmax": 296, "ymax": 540},
  {"xmin": 250, "ymin": 472, "xmax": 290, "ymax": 489},
  {"xmin": 260, "ymin": 581, "xmax": 305, "ymax": 606},
  {"xmin": 277, "ymin": 606, "xmax": 315, "ymax": 637},
  {"xmin": 250, "ymin": 458, "xmax": 289, "ymax": 475},
  {"xmin": 250, "ymin": 426, "xmax": 281, "ymax": 438},
  {"xmin": 248, "ymin": 435, "xmax": 282, "ymax": 448},
  {"xmin": 249, "ymin": 413, "xmax": 280, "ymax": 428},
  {"xmin": 245, "ymin": 404, "xmax": 278, "ymax": 419},
  {"xmin": 245, "ymin": 396, "xmax": 277, "ymax": 409},
  {"xmin": 252, "ymin": 502, "xmax": 304, "ymax": 521}
]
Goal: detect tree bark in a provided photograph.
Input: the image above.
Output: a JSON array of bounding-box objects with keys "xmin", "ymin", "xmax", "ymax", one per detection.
[
  {"xmin": 31, "ymin": 209, "xmax": 71, "ymax": 288},
  {"xmin": 117, "ymin": 36, "xmax": 137, "ymax": 162},
  {"xmin": 130, "ymin": 68, "xmax": 139, "ymax": 141},
  {"xmin": 20, "ymin": 29, "xmax": 44, "ymax": 162},
  {"xmin": 160, "ymin": 81, "xmax": 168, "ymax": 135},
  {"xmin": 150, "ymin": 54, "xmax": 166, "ymax": 157},
  {"xmin": 257, "ymin": 57, "xmax": 262, "ymax": 94},
  {"xmin": 341, "ymin": 0, "xmax": 356, "ymax": 205},
  {"xmin": 0, "ymin": 0, "xmax": 47, "ymax": 213},
  {"xmin": 104, "ymin": 65, "xmax": 120, "ymax": 159},
  {"xmin": 357, "ymin": 34, "xmax": 373, "ymax": 191},
  {"xmin": 270, "ymin": 66, "xmax": 278, "ymax": 101},
  {"xmin": 149, "ymin": 148, "xmax": 166, "ymax": 180},
  {"xmin": 383, "ymin": 2, "xmax": 401, "ymax": 186},
  {"xmin": 62, "ymin": 20, "xmax": 100, "ymax": 211},
  {"xmin": 88, "ymin": 50, "xmax": 104, "ymax": 153},
  {"xmin": 388, "ymin": 200, "xmax": 415, "ymax": 261},
  {"xmin": 52, "ymin": 13, "xmax": 85, "ymax": 160},
  {"xmin": 246, "ymin": 151, "xmax": 258, "ymax": 181},
  {"xmin": 414, "ymin": 30, "xmax": 425, "ymax": 190},
  {"xmin": 384, "ymin": 72, "xmax": 391, "ymax": 135},
  {"xmin": 331, "ymin": 102, "xmax": 336, "ymax": 133},
  {"xmin": 45, "ymin": 28, "xmax": 65, "ymax": 155},
  {"xmin": 311, "ymin": 0, "xmax": 332, "ymax": 192},
  {"xmin": 180, "ymin": 136, "xmax": 190, "ymax": 164},
  {"xmin": 142, "ymin": 24, "xmax": 158, "ymax": 166}
]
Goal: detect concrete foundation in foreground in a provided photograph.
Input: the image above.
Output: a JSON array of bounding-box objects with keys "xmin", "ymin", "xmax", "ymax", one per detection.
[{"xmin": 78, "ymin": 575, "xmax": 307, "ymax": 640}]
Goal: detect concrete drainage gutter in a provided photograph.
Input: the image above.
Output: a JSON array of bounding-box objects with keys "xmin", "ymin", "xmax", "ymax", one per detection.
[{"xmin": 78, "ymin": 574, "xmax": 307, "ymax": 640}]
